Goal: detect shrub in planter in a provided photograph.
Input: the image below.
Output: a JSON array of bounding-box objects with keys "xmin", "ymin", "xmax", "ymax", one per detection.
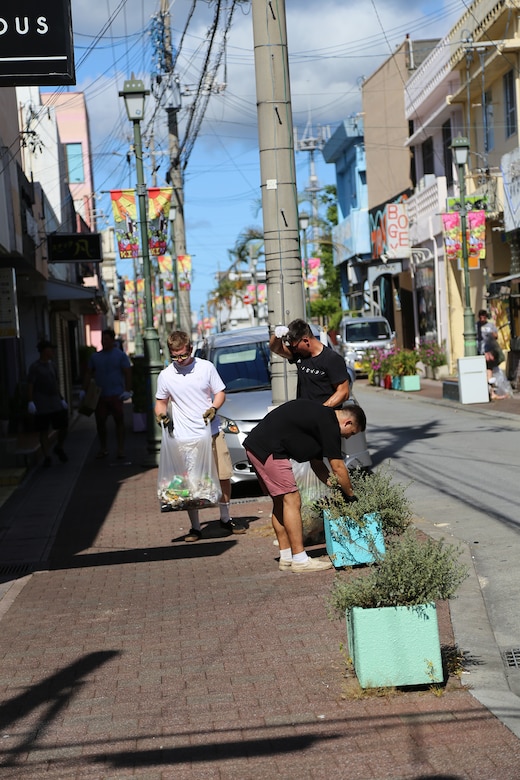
[
  {"xmin": 327, "ymin": 530, "xmax": 468, "ymax": 687},
  {"xmin": 315, "ymin": 466, "xmax": 413, "ymax": 566}
]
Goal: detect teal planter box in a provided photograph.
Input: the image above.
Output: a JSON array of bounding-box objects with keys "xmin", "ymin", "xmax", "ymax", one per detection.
[
  {"xmin": 346, "ymin": 603, "xmax": 443, "ymax": 688},
  {"xmin": 324, "ymin": 511, "xmax": 385, "ymax": 568},
  {"xmin": 400, "ymin": 375, "xmax": 421, "ymax": 391}
]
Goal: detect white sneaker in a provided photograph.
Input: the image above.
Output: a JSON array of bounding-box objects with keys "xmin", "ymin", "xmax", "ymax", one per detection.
[
  {"xmin": 278, "ymin": 559, "xmax": 293, "ymax": 571},
  {"xmin": 291, "ymin": 557, "xmax": 333, "ymax": 573}
]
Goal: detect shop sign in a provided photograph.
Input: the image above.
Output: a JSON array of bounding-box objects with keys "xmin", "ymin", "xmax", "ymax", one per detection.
[{"xmin": 0, "ymin": 1, "xmax": 75, "ymax": 86}]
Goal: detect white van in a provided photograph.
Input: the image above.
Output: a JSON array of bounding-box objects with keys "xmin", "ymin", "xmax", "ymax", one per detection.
[{"xmin": 336, "ymin": 315, "xmax": 394, "ymax": 375}]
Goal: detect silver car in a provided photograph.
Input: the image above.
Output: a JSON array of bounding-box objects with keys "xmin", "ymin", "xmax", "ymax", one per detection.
[
  {"xmin": 197, "ymin": 327, "xmax": 272, "ymax": 483},
  {"xmin": 198, "ymin": 325, "xmax": 372, "ymax": 484}
]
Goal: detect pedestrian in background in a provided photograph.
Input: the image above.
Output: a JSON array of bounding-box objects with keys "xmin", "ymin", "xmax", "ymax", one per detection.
[
  {"xmin": 476, "ymin": 309, "xmax": 495, "ymax": 355},
  {"xmin": 27, "ymin": 339, "xmax": 68, "ymax": 467},
  {"xmin": 269, "ymin": 319, "xmax": 351, "ymax": 408},
  {"xmin": 82, "ymin": 328, "xmax": 133, "ymax": 460},
  {"xmin": 244, "ymin": 399, "xmax": 366, "ymax": 573},
  {"xmin": 155, "ymin": 330, "xmax": 246, "ymax": 542}
]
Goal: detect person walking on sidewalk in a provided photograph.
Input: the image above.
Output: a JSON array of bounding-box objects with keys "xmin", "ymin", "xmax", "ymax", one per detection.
[
  {"xmin": 244, "ymin": 399, "xmax": 366, "ymax": 572},
  {"xmin": 155, "ymin": 330, "xmax": 246, "ymax": 542},
  {"xmin": 269, "ymin": 319, "xmax": 352, "ymax": 408},
  {"xmin": 27, "ymin": 339, "xmax": 69, "ymax": 467},
  {"xmin": 82, "ymin": 328, "xmax": 133, "ymax": 460}
]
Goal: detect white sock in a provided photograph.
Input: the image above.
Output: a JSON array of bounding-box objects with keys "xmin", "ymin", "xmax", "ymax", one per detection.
[
  {"xmin": 292, "ymin": 551, "xmax": 309, "ymax": 564},
  {"xmin": 219, "ymin": 502, "xmax": 231, "ymax": 522},
  {"xmin": 187, "ymin": 508, "xmax": 201, "ymax": 531},
  {"xmin": 279, "ymin": 548, "xmax": 293, "ymax": 562}
]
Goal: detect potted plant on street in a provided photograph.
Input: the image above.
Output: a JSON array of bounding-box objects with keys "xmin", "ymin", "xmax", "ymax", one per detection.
[
  {"xmin": 390, "ymin": 347, "xmax": 421, "ymax": 391},
  {"xmin": 418, "ymin": 339, "xmax": 448, "ymax": 380},
  {"xmin": 328, "ymin": 529, "xmax": 468, "ymax": 688},
  {"xmin": 316, "ymin": 465, "xmax": 413, "ymax": 568}
]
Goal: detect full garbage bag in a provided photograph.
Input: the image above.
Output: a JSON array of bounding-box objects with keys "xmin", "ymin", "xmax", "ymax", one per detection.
[
  {"xmin": 291, "ymin": 460, "xmax": 331, "ymax": 542},
  {"xmin": 492, "ymin": 367, "xmax": 513, "ymax": 398},
  {"xmin": 157, "ymin": 425, "xmax": 220, "ymax": 510}
]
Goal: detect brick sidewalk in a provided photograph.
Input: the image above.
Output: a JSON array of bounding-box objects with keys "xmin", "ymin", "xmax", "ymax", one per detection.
[{"xmin": 0, "ymin": 422, "xmax": 519, "ymax": 778}]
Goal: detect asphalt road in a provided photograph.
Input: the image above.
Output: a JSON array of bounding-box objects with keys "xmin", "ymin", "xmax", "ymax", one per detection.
[{"xmin": 354, "ymin": 381, "xmax": 520, "ymax": 735}]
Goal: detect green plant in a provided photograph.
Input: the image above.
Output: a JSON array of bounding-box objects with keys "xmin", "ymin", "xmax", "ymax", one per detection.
[
  {"xmin": 327, "ymin": 529, "xmax": 468, "ymax": 615},
  {"xmin": 315, "ymin": 465, "xmax": 413, "ymax": 537},
  {"xmin": 390, "ymin": 348, "xmax": 419, "ymax": 376},
  {"xmin": 418, "ymin": 339, "xmax": 447, "ymax": 370}
]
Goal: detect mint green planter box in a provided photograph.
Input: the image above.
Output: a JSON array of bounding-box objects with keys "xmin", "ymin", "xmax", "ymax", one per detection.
[
  {"xmin": 324, "ymin": 511, "xmax": 385, "ymax": 568},
  {"xmin": 346, "ymin": 603, "xmax": 443, "ymax": 688},
  {"xmin": 400, "ymin": 375, "xmax": 421, "ymax": 391}
]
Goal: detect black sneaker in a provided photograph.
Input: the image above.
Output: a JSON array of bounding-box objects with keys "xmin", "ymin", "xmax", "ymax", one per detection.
[
  {"xmin": 184, "ymin": 528, "xmax": 202, "ymax": 542},
  {"xmin": 54, "ymin": 446, "xmax": 68, "ymax": 463},
  {"xmin": 219, "ymin": 519, "xmax": 246, "ymax": 535}
]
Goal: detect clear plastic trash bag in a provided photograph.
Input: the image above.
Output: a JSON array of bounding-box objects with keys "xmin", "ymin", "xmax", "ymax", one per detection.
[{"xmin": 157, "ymin": 425, "xmax": 220, "ymax": 510}]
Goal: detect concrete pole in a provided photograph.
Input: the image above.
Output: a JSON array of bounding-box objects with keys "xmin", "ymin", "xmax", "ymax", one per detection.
[
  {"xmin": 161, "ymin": 0, "xmax": 192, "ymax": 335},
  {"xmin": 251, "ymin": 0, "xmax": 305, "ymax": 404}
]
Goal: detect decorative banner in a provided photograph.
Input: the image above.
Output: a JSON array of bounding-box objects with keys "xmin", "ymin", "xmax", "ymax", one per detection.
[
  {"xmin": 158, "ymin": 254, "xmax": 174, "ymax": 290},
  {"xmin": 303, "ymin": 257, "xmax": 321, "ymax": 296},
  {"xmin": 177, "ymin": 255, "xmax": 192, "ymax": 291},
  {"xmin": 148, "ymin": 188, "xmax": 173, "ymax": 256},
  {"xmin": 442, "ymin": 210, "xmax": 485, "ymax": 270},
  {"xmin": 111, "ymin": 190, "xmax": 139, "ymax": 259}
]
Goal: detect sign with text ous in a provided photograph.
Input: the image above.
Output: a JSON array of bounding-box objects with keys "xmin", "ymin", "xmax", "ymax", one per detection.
[{"xmin": 0, "ymin": 2, "xmax": 75, "ymax": 86}]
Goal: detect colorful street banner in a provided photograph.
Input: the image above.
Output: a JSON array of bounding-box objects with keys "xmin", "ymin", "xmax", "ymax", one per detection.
[
  {"xmin": 177, "ymin": 255, "xmax": 192, "ymax": 291},
  {"xmin": 111, "ymin": 188, "xmax": 173, "ymax": 260},
  {"xmin": 243, "ymin": 283, "xmax": 267, "ymax": 305},
  {"xmin": 441, "ymin": 210, "xmax": 486, "ymax": 270},
  {"xmin": 148, "ymin": 188, "xmax": 173, "ymax": 256},
  {"xmin": 111, "ymin": 190, "xmax": 139, "ymax": 259}
]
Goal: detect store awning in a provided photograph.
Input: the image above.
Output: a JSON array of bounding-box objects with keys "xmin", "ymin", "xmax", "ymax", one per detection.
[
  {"xmin": 489, "ymin": 273, "xmax": 520, "ymax": 286},
  {"xmin": 47, "ymin": 278, "xmax": 98, "ymax": 301}
]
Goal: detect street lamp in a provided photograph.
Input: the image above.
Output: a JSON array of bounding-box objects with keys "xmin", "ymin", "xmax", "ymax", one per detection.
[
  {"xmin": 451, "ymin": 135, "xmax": 477, "ymax": 356},
  {"xmin": 299, "ymin": 213, "xmax": 311, "ymax": 319},
  {"xmin": 120, "ymin": 74, "xmax": 163, "ymax": 464}
]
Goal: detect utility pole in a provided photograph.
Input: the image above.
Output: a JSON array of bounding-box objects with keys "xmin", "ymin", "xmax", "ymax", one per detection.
[
  {"xmin": 251, "ymin": 0, "xmax": 305, "ymax": 404},
  {"xmin": 161, "ymin": 0, "xmax": 192, "ymax": 335}
]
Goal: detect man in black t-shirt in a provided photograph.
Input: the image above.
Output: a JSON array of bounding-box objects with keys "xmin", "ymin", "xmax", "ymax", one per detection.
[
  {"xmin": 269, "ymin": 319, "xmax": 351, "ymax": 408},
  {"xmin": 244, "ymin": 400, "xmax": 366, "ymax": 573}
]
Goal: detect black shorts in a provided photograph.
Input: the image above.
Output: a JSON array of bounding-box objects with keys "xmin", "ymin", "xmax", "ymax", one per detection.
[{"xmin": 34, "ymin": 409, "xmax": 68, "ymax": 432}]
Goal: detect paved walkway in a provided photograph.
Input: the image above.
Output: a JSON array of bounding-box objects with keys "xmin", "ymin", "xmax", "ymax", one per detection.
[{"xmin": 0, "ymin": 390, "xmax": 520, "ymax": 779}]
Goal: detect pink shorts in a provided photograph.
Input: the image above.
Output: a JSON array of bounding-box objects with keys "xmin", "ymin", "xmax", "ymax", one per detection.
[{"xmin": 245, "ymin": 450, "xmax": 297, "ymax": 497}]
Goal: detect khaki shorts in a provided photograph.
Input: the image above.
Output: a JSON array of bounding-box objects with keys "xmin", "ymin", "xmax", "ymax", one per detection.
[{"xmin": 212, "ymin": 430, "xmax": 233, "ymax": 480}]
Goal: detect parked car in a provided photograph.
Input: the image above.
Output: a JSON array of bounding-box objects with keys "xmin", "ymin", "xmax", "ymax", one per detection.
[
  {"xmin": 336, "ymin": 315, "xmax": 394, "ymax": 375},
  {"xmin": 198, "ymin": 325, "xmax": 372, "ymax": 484},
  {"xmin": 197, "ymin": 327, "xmax": 272, "ymax": 483}
]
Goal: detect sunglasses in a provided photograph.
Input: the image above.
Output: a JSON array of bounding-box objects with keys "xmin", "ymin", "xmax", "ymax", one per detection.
[
  {"xmin": 171, "ymin": 351, "xmax": 191, "ymax": 362},
  {"xmin": 284, "ymin": 337, "xmax": 304, "ymax": 351}
]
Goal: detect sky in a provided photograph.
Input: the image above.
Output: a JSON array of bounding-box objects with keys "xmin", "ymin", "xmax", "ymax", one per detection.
[{"xmin": 64, "ymin": 0, "xmax": 470, "ymax": 320}]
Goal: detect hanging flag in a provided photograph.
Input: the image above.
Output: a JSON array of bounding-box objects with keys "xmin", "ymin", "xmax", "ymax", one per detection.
[
  {"xmin": 110, "ymin": 190, "xmax": 139, "ymax": 259},
  {"xmin": 177, "ymin": 255, "xmax": 192, "ymax": 290},
  {"xmin": 148, "ymin": 188, "xmax": 173, "ymax": 256},
  {"xmin": 442, "ymin": 210, "xmax": 485, "ymax": 270}
]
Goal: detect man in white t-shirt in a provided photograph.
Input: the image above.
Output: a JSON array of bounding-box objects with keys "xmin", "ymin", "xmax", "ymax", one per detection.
[{"xmin": 155, "ymin": 330, "xmax": 246, "ymax": 542}]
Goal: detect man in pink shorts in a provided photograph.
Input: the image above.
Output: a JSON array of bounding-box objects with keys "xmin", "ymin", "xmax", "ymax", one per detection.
[{"xmin": 244, "ymin": 399, "xmax": 366, "ymax": 573}]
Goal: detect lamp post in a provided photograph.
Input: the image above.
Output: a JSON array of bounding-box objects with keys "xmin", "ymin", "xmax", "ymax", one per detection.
[
  {"xmin": 299, "ymin": 213, "xmax": 311, "ymax": 319},
  {"xmin": 451, "ymin": 136, "xmax": 477, "ymax": 356},
  {"xmin": 120, "ymin": 74, "xmax": 163, "ymax": 464}
]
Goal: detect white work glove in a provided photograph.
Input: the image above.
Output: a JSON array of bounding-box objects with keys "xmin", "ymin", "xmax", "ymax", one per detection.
[
  {"xmin": 274, "ymin": 325, "xmax": 289, "ymax": 339},
  {"xmin": 61, "ymin": 399, "xmax": 68, "ymax": 410},
  {"xmin": 79, "ymin": 390, "xmax": 86, "ymax": 402},
  {"xmin": 120, "ymin": 391, "xmax": 133, "ymax": 401},
  {"xmin": 27, "ymin": 401, "xmax": 37, "ymax": 415}
]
